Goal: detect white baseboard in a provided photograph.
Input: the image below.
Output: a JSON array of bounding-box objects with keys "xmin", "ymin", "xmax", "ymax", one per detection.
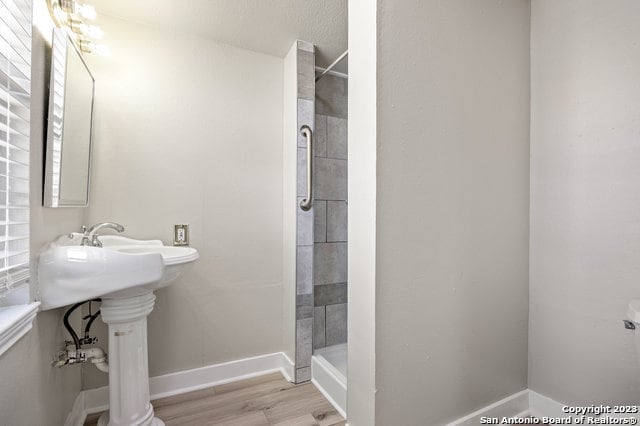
[
  {"xmin": 65, "ymin": 351, "xmax": 295, "ymax": 426},
  {"xmin": 449, "ymin": 389, "xmax": 640, "ymax": 425},
  {"xmin": 528, "ymin": 390, "xmax": 569, "ymax": 421},
  {"xmin": 529, "ymin": 390, "xmax": 640, "ymax": 422},
  {"xmin": 63, "ymin": 390, "xmax": 86, "ymax": 426},
  {"xmin": 446, "ymin": 390, "xmax": 529, "ymax": 425}
]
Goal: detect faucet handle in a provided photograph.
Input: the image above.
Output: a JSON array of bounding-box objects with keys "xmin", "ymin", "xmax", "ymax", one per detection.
[
  {"xmin": 69, "ymin": 226, "xmax": 87, "ymax": 239},
  {"xmin": 91, "ymin": 234, "xmax": 103, "ymax": 248}
]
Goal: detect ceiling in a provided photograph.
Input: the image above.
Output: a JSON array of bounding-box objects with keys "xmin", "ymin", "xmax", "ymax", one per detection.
[{"xmin": 91, "ymin": 0, "xmax": 348, "ymax": 73}]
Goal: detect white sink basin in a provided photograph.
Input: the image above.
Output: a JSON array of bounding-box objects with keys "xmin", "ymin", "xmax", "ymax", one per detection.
[
  {"xmin": 39, "ymin": 232, "xmax": 199, "ymax": 426},
  {"xmin": 38, "ymin": 234, "xmax": 199, "ymax": 310}
]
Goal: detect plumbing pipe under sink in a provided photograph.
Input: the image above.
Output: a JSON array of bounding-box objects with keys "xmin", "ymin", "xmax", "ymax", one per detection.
[
  {"xmin": 81, "ymin": 347, "xmax": 109, "ymax": 373},
  {"xmin": 60, "ymin": 345, "xmax": 109, "ymax": 373}
]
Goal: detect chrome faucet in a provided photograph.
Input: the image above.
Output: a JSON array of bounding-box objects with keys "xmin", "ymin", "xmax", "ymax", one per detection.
[{"xmin": 80, "ymin": 222, "xmax": 125, "ymax": 247}]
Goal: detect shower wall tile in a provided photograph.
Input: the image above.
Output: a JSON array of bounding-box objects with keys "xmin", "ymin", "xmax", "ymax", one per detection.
[
  {"xmin": 327, "ymin": 116, "xmax": 347, "ymax": 160},
  {"xmin": 297, "ymin": 50, "xmax": 315, "ymax": 100},
  {"xmin": 314, "ymin": 200, "xmax": 327, "ymax": 243},
  {"xmin": 327, "ymin": 200, "xmax": 348, "ymax": 242},
  {"xmin": 314, "ymin": 242, "xmax": 347, "ymax": 285},
  {"xmin": 296, "ymin": 294, "xmax": 314, "ymax": 320},
  {"xmin": 314, "ymin": 283, "xmax": 348, "ymax": 306},
  {"xmin": 315, "ymin": 74, "xmax": 348, "ymax": 119},
  {"xmin": 296, "ymin": 318, "xmax": 313, "ymax": 368},
  {"xmin": 326, "ymin": 303, "xmax": 348, "ymax": 346},
  {"xmin": 314, "ymin": 158, "xmax": 347, "ymax": 200},
  {"xmin": 313, "ymin": 306, "xmax": 326, "ymax": 349},
  {"xmin": 297, "ymin": 197, "xmax": 313, "ymax": 245},
  {"xmin": 297, "ymin": 40, "xmax": 314, "ymax": 52},
  {"xmin": 297, "ymin": 99, "xmax": 314, "ymax": 148},
  {"xmin": 312, "ymin": 89, "xmax": 348, "ymax": 352},
  {"xmin": 314, "ymin": 114, "xmax": 327, "ymax": 157},
  {"xmin": 296, "ymin": 245, "xmax": 313, "ymax": 295},
  {"xmin": 295, "ymin": 367, "xmax": 311, "ymax": 383}
]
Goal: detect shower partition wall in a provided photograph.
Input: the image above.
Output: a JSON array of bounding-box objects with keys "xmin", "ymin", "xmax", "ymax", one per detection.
[
  {"xmin": 293, "ymin": 40, "xmax": 316, "ymax": 383},
  {"xmin": 288, "ymin": 41, "xmax": 348, "ymax": 385}
]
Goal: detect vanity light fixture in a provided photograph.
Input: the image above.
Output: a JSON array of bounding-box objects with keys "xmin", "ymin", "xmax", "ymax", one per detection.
[
  {"xmin": 79, "ymin": 40, "xmax": 109, "ymax": 56},
  {"xmin": 47, "ymin": 0, "xmax": 109, "ymax": 55},
  {"xmin": 75, "ymin": 2, "xmax": 97, "ymax": 20},
  {"xmin": 68, "ymin": 19, "xmax": 103, "ymax": 39}
]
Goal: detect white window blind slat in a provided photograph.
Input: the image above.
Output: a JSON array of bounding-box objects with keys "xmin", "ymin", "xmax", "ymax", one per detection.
[
  {"xmin": 0, "ymin": 93, "xmax": 29, "ymax": 123},
  {"xmin": 7, "ymin": 174, "xmax": 28, "ymax": 183},
  {"xmin": 0, "ymin": 87, "xmax": 29, "ymax": 116},
  {"xmin": 0, "ymin": 164, "xmax": 29, "ymax": 180},
  {"xmin": 0, "ymin": 267, "xmax": 28, "ymax": 294},
  {"xmin": 8, "ymin": 147, "xmax": 29, "ymax": 166},
  {"xmin": 3, "ymin": 1, "xmax": 30, "ymax": 36},
  {"xmin": 0, "ymin": 66, "xmax": 29, "ymax": 94},
  {"xmin": 0, "ymin": 0, "xmax": 30, "ymax": 297},
  {"xmin": 0, "ymin": 130, "xmax": 28, "ymax": 152},
  {"xmin": 0, "ymin": 51, "xmax": 30, "ymax": 85},
  {"xmin": 0, "ymin": 86, "xmax": 28, "ymax": 113},
  {"xmin": 0, "ymin": 128, "xmax": 28, "ymax": 150},
  {"xmin": 0, "ymin": 29, "xmax": 29, "ymax": 74},
  {"xmin": 0, "ymin": 4, "xmax": 31, "ymax": 56},
  {"xmin": 0, "ymin": 69, "xmax": 28, "ymax": 97},
  {"xmin": 0, "ymin": 110, "xmax": 28, "ymax": 135}
]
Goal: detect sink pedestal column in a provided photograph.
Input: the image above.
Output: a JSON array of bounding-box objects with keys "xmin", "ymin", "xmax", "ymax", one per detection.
[{"xmin": 97, "ymin": 291, "xmax": 164, "ymax": 426}]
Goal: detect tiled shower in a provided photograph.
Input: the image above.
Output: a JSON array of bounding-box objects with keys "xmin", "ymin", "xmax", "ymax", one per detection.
[
  {"xmin": 293, "ymin": 41, "xmax": 348, "ymax": 384},
  {"xmin": 313, "ymin": 74, "xmax": 348, "ymax": 350}
]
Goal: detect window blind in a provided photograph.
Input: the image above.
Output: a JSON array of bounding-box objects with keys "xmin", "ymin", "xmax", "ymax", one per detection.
[{"xmin": 0, "ymin": 0, "xmax": 30, "ymax": 297}]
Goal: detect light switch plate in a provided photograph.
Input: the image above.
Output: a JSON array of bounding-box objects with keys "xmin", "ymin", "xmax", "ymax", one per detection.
[{"xmin": 174, "ymin": 224, "xmax": 189, "ymax": 246}]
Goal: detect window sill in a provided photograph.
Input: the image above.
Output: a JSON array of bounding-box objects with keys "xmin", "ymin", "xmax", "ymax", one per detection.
[{"xmin": 0, "ymin": 301, "xmax": 40, "ymax": 357}]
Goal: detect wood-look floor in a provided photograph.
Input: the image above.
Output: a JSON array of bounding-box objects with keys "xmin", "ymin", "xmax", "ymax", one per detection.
[{"xmin": 84, "ymin": 372, "xmax": 345, "ymax": 426}]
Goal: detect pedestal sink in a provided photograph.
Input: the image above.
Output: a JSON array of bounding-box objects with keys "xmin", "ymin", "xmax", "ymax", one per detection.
[{"xmin": 38, "ymin": 234, "xmax": 199, "ymax": 426}]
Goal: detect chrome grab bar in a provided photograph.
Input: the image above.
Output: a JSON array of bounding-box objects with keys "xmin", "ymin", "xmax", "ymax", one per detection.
[{"xmin": 300, "ymin": 125, "xmax": 313, "ymax": 211}]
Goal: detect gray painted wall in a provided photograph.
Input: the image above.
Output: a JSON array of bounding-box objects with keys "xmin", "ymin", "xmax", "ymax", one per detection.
[
  {"xmin": 0, "ymin": 1, "xmax": 86, "ymax": 424},
  {"xmin": 83, "ymin": 15, "xmax": 285, "ymax": 389},
  {"xmin": 374, "ymin": 1, "xmax": 531, "ymax": 424},
  {"xmin": 529, "ymin": 0, "xmax": 640, "ymax": 405},
  {"xmin": 0, "ymin": 311, "xmax": 82, "ymax": 426}
]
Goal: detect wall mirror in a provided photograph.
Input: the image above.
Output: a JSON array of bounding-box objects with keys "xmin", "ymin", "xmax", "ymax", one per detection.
[{"xmin": 44, "ymin": 28, "xmax": 94, "ymax": 207}]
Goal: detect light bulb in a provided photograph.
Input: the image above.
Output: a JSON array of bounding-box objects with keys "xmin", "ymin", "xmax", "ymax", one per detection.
[
  {"xmin": 59, "ymin": 0, "xmax": 75, "ymax": 13},
  {"xmin": 79, "ymin": 41, "xmax": 109, "ymax": 56},
  {"xmin": 73, "ymin": 22, "xmax": 102, "ymax": 38},
  {"xmin": 93, "ymin": 44, "xmax": 109, "ymax": 56},
  {"xmin": 77, "ymin": 3, "xmax": 97, "ymax": 20},
  {"xmin": 85, "ymin": 24, "xmax": 103, "ymax": 39}
]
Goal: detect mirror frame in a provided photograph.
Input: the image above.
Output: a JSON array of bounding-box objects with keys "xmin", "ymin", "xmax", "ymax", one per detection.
[{"xmin": 44, "ymin": 28, "xmax": 95, "ymax": 208}]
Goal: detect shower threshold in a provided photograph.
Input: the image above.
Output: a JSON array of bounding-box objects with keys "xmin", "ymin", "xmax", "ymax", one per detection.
[{"xmin": 312, "ymin": 343, "xmax": 347, "ymax": 418}]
